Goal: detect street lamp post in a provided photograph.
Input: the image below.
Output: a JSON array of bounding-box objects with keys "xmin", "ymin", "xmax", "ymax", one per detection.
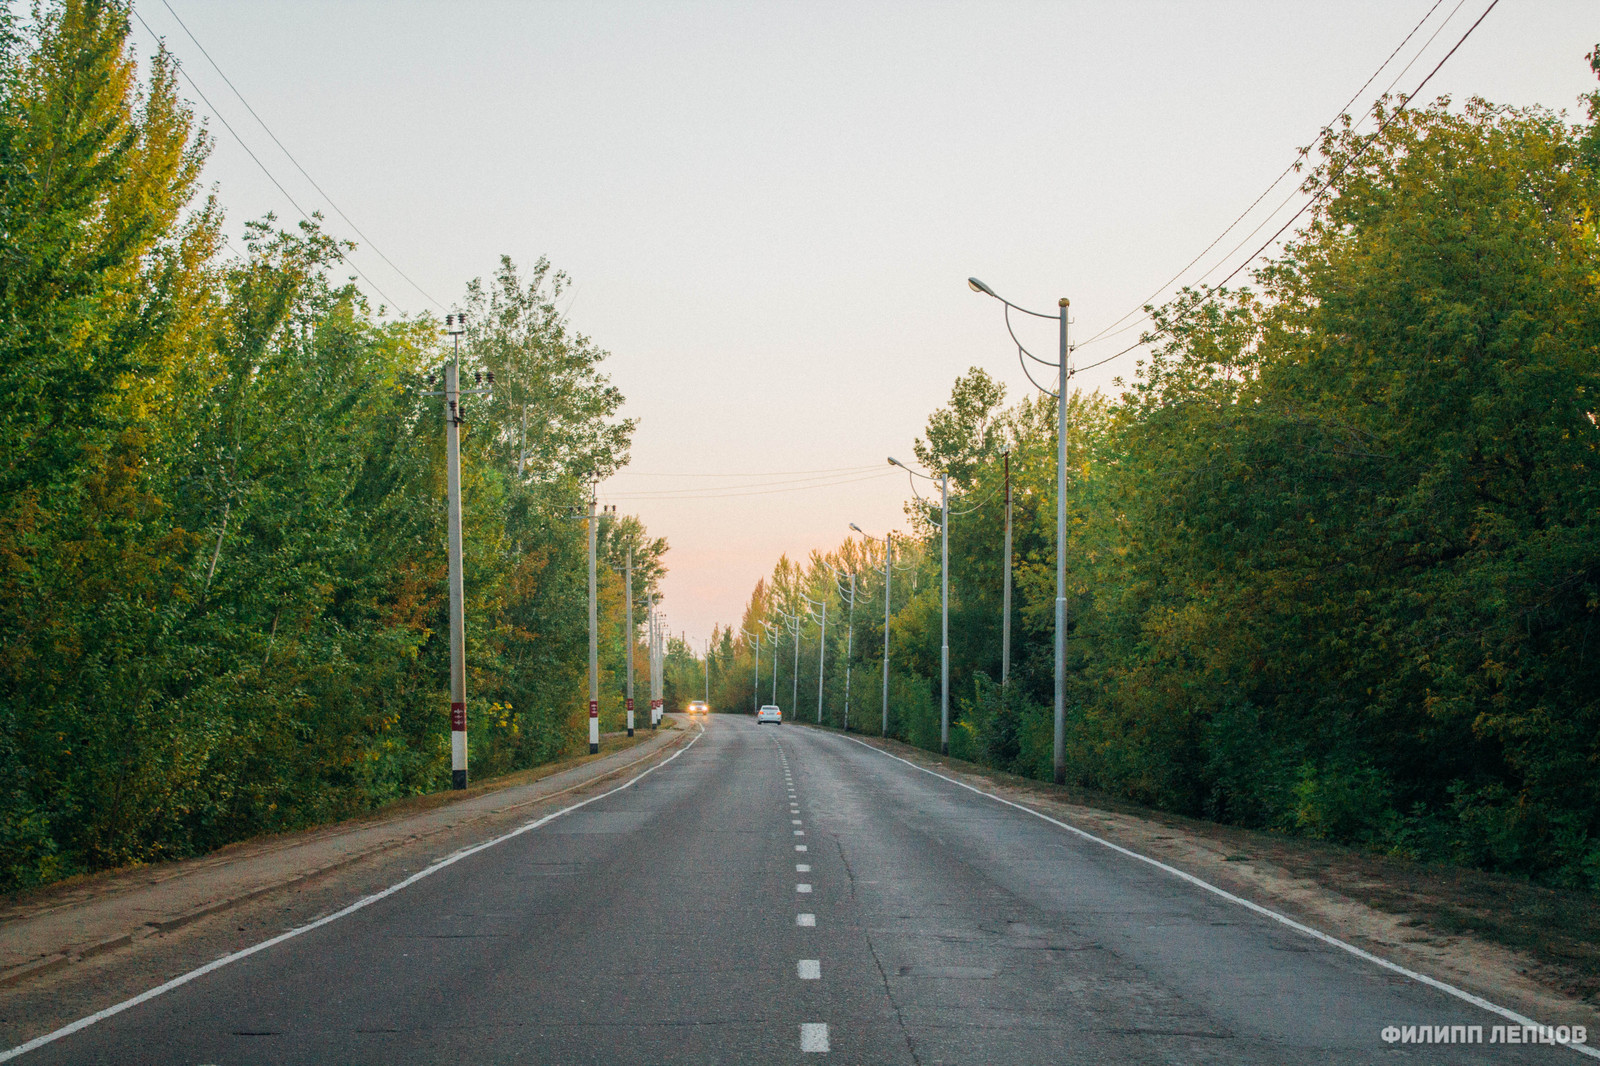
[
  {"xmin": 835, "ymin": 567, "xmax": 856, "ymax": 732},
  {"xmin": 890, "ymin": 457, "xmax": 950, "ymax": 755},
  {"xmin": 740, "ymin": 627, "xmax": 760, "ymax": 714},
  {"xmin": 803, "ymin": 594, "xmax": 827, "ymax": 724},
  {"xmin": 1002, "ymin": 450, "xmax": 1012, "ymax": 689},
  {"xmin": 969, "ymin": 277, "xmax": 1070, "ymax": 784},
  {"xmin": 763, "ymin": 620, "xmax": 779, "ymax": 703},
  {"xmin": 787, "ymin": 612, "xmax": 801, "ymax": 714},
  {"xmin": 850, "ymin": 523, "xmax": 894, "ymax": 737}
]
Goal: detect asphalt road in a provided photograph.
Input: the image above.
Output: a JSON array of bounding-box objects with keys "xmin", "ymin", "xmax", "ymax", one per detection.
[{"xmin": 12, "ymin": 715, "xmax": 1582, "ymax": 1064}]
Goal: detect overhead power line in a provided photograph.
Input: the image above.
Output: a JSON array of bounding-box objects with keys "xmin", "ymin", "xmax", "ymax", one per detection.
[
  {"xmin": 613, "ymin": 464, "xmax": 883, "ymax": 479},
  {"xmin": 129, "ymin": 6, "xmax": 406, "ymax": 313},
  {"xmin": 603, "ymin": 470, "xmax": 895, "ymax": 502},
  {"xmin": 1210, "ymin": 0, "xmax": 1500, "ymax": 292},
  {"xmin": 155, "ymin": 0, "xmax": 446, "ymax": 312},
  {"xmin": 1074, "ymin": 0, "xmax": 1453, "ymax": 351},
  {"xmin": 1070, "ymin": 0, "xmax": 1500, "ymax": 377}
]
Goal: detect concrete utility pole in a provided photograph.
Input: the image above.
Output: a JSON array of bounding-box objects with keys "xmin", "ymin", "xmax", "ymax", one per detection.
[
  {"xmin": 445, "ymin": 359, "xmax": 468, "ymax": 789},
  {"xmin": 428, "ymin": 314, "xmax": 490, "ymax": 789},
  {"xmin": 625, "ymin": 550, "xmax": 635, "ymax": 737},
  {"xmin": 648, "ymin": 595, "xmax": 660, "ymax": 727},
  {"xmin": 1002, "ymin": 450, "xmax": 1012, "ymax": 689},
  {"xmin": 647, "ymin": 599, "xmax": 653, "ymax": 722},
  {"xmin": 586, "ymin": 494, "xmax": 600, "ymax": 754}
]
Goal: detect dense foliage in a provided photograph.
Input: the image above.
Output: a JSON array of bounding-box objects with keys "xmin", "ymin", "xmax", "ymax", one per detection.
[
  {"xmin": 716, "ymin": 87, "xmax": 1600, "ymax": 889},
  {"xmin": 0, "ymin": 2, "xmax": 655, "ymax": 890}
]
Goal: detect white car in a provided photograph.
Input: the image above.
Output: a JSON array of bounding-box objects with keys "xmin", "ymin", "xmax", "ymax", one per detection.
[{"xmin": 757, "ymin": 704, "xmax": 783, "ymax": 724}]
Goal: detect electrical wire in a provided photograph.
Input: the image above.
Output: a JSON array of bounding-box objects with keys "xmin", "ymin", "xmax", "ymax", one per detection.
[
  {"xmin": 1072, "ymin": 0, "xmax": 1452, "ymax": 350},
  {"xmin": 1067, "ymin": 0, "xmax": 1500, "ymax": 377},
  {"xmin": 154, "ymin": 0, "xmax": 446, "ymax": 311},
  {"xmin": 612, "ymin": 463, "xmax": 883, "ymax": 479},
  {"xmin": 1211, "ymin": 0, "xmax": 1499, "ymax": 292},
  {"xmin": 605, "ymin": 468, "xmax": 893, "ymax": 496},
  {"xmin": 948, "ymin": 480, "xmax": 1003, "ymax": 516},
  {"xmin": 128, "ymin": 8, "xmax": 403, "ymax": 311},
  {"xmin": 602, "ymin": 470, "xmax": 894, "ymax": 502}
]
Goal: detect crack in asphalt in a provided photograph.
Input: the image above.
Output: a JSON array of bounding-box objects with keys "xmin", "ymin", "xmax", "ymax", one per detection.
[{"xmin": 833, "ymin": 833, "xmax": 922, "ymax": 1066}]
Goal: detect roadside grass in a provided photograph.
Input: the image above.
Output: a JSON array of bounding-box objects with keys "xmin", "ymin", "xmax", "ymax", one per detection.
[{"xmin": 812, "ymin": 724, "xmax": 1600, "ymax": 1009}]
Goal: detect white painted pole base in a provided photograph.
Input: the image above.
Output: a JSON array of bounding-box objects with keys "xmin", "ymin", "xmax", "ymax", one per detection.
[{"xmin": 450, "ymin": 718, "xmax": 467, "ymax": 791}]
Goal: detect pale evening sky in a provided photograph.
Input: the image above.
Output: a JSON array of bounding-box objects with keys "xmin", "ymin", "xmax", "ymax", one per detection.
[{"xmin": 128, "ymin": 0, "xmax": 1596, "ymax": 648}]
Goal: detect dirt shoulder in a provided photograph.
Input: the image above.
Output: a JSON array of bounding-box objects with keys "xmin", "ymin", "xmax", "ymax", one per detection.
[
  {"xmin": 824, "ymin": 727, "xmax": 1600, "ymax": 1033},
  {"xmin": 0, "ymin": 722, "xmax": 687, "ymax": 989}
]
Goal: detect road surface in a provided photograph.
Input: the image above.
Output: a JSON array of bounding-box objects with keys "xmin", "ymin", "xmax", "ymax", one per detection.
[{"xmin": 10, "ymin": 715, "xmax": 1580, "ymax": 1063}]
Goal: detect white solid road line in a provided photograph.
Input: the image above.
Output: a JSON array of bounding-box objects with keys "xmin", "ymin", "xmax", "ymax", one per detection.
[
  {"xmin": 838, "ymin": 732, "xmax": 1600, "ymax": 1062},
  {"xmin": 800, "ymin": 1022, "xmax": 830, "ymax": 1053},
  {"xmin": 0, "ymin": 727, "xmax": 707, "ymax": 1064},
  {"xmin": 797, "ymin": 960, "xmax": 821, "ymax": 980}
]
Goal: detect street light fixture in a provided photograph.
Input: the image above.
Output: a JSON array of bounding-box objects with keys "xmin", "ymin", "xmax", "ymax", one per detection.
[
  {"xmin": 968, "ymin": 276, "xmax": 1071, "ymax": 785},
  {"xmin": 761, "ymin": 619, "xmax": 780, "ymax": 704},
  {"xmin": 828, "ymin": 563, "xmax": 857, "ymax": 732},
  {"xmin": 889, "ymin": 456, "xmax": 951, "ymax": 756},
  {"xmin": 802, "ymin": 592, "xmax": 827, "ymax": 724},
  {"xmin": 851, "ymin": 522, "xmax": 895, "ymax": 738},
  {"xmin": 739, "ymin": 626, "xmax": 760, "ymax": 715}
]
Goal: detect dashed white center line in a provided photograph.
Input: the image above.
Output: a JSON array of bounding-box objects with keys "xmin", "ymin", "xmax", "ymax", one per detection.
[
  {"xmin": 796, "ymin": 863, "xmax": 811, "ymax": 872},
  {"xmin": 796, "ymin": 913, "xmax": 816, "ymax": 927},
  {"xmin": 796, "ymin": 883, "xmax": 812, "ymax": 893},
  {"xmin": 791, "ymin": 819, "xmax": 803, "ymax": 825},
  {"xmin": 794, "ymin": 830, "xmax": 805, "ymax": 836},
  {"xmin": 797, "ymin": 959, "xmax": 821, "ymax": 980},
  {"xmin": 800, "ymin": 1023, "xmax": 830, "ymax": 1053},
  {"xmin": 795, "ymin": 844, "xmax": 808, "ymax": 852}
]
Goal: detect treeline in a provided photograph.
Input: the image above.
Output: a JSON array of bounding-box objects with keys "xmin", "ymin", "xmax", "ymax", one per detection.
[
  {"xmin": 0, "ymin": 1, "xmax": 658, "ymax": 890},
  {"xmin": 712, "ymin": 89, "xmax": 1600, "ymax": 888}
]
